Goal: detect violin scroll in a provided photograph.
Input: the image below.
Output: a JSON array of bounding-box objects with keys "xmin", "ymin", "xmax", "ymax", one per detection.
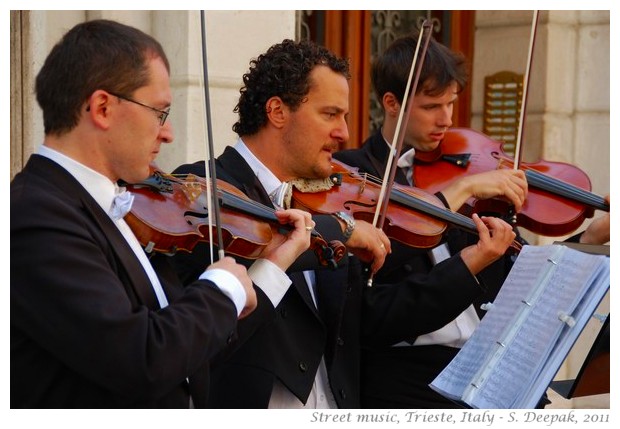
[{"xmin": 313, "ymin": 239, "xmax": 346, "ymax": 270}]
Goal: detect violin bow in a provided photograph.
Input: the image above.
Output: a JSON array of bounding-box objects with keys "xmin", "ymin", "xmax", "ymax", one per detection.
[
  {"xmin": 513, "ymin": 10, "xmax": 539, "ymax": 170},
  {"xmin": 372, "ymin": 21, "xmax": 433, "ymax": 229},
  {"xmin": 367, "ymin": 21, "xmax": 432, "ymax": 286},
  {"xmin": 200, "ymin": 11, "xmax": 225, "ymax": 262},
  {"xmin": 508, "ymin": 10, "xmax": 538, "ymax": 225}
]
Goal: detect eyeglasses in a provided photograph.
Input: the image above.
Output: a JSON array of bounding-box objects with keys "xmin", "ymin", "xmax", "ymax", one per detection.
[{"xmin": 109, "ymin": 92, "xmax": 170, "ymax": 126}]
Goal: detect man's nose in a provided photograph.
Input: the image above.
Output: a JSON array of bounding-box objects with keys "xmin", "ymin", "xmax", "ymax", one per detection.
[
  {"xmin": 333, "ymin": 118, "xmax": 349, "ymax": 143},
  {"xmin": 159, "ymin": 121, "xmax": 174, "ymax": 144},
  {"xmin": 438, "ymin": 106, "xmax": 453, "ymax": 128}
]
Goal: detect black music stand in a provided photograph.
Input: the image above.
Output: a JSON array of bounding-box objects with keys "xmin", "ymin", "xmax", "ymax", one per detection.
[{"xmin": 550, "ymin": 315, "xmax": 609, "ymax": 398}]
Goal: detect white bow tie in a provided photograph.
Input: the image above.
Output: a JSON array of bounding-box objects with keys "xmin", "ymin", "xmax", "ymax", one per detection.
[
  {"xmin": 397, "ymin": 147, "xmax": 416, "ymax": 169},
  {"xmin": 269, "ymin": 182, "xmax": 291, "ymax": 209},
  {"xmin": 109, "ymin": 190, "xmax": 135, "ymax": 221},
  {"xmin": 397, "ymin": 148, "xmax": 416, "ymax": 185}
]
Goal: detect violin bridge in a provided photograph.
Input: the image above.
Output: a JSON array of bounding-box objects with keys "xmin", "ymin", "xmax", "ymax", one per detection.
[
  {"xmin": 181, "ymin": 174, "xmax": 203, "ymax": 203},
  {"xmin": 359, "ymin": 173, "xmax": 367, "ymax": 195}
]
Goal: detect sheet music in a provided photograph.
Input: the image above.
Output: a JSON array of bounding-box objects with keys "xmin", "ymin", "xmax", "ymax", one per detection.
[
  {"xmin": 430, "ymin": 245, "xmax": 558, "ymax": 403},
  {"xmin": 430, "ymin": 244, "xmax": 610, "ymax": 409},
  {"xmin": 515, "ymin": 260, "xmax": 610, "ymax": 406}
]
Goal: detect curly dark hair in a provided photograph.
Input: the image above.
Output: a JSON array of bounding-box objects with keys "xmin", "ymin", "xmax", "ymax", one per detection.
[
  {"xmin": 372, "ymin": 31, "xmax": 468, "ymax": 104},
  {"xmin": 232, "ymin": 39, "xmax": 350, "ymax": 137}
]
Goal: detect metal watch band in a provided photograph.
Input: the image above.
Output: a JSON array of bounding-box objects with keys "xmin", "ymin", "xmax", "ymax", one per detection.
[{"xmin": 334, "ymin": 211, "xmax": 355, "ymax": 241}]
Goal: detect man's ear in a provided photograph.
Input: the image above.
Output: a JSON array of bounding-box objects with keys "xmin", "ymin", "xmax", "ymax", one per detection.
[
  {"xmin": 86, "ymin": 90, "xmax": 114, "ymax": 130},
  {"xmin": 382, "ymin": 92, "xmax": 401, "ymax": 118},
  {"xmin": 265, "ymin": 96, "xmax": 287, "ymax": 128}
]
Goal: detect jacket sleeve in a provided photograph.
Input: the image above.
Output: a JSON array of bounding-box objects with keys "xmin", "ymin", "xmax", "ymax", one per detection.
[{"xmin": 360, "ymin": 253, "xmax": 485, "ymax": 347}]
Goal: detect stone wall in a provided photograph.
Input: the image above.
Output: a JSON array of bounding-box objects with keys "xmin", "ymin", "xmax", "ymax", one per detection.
[{"xmin": 473, "ymin": 10, "xmax": 610, "ymax": 409}]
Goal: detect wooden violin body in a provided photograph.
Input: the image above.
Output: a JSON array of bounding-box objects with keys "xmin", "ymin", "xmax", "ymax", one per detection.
[
  {"xmin": 291, "ymin": 160, "xmax": 524, "ymax": 252},
  {"xmin": 413, "ymin": 128, "xmax": 609, "ymax": 237},
  {"xmin": 126, "ymin": 170, "xmax": 274, "ymax": 258},
  {"xmin": 125, "ymin": 168, "xmax": 346, "ymax": 267},
  {"xmin": 292, "ymin": 160, "xmax": 448, "ymax": 249}
]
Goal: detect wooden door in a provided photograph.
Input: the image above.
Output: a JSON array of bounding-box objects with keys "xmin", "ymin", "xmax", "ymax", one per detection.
[{"xmin": 299, "ymin": 10, "xmax": 475, "ymax": 149}]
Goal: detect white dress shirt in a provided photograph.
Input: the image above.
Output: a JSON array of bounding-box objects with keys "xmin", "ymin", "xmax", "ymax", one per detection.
[{"xmin": 380, "ymin": 137, "xmax": 481, "ymax": 348}]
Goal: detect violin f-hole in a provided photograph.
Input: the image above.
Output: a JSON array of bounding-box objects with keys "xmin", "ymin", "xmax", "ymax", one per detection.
[
  {"xmin": 343, "ymin": 200, "xmax": 377, "ymax": 211},
  {"xmin": 184, "ymin": 210, "xmax": 209, "ymax": 226}
]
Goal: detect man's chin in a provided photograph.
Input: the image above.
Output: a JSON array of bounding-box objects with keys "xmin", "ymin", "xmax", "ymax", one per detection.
[
  {"xmin": 419, "ymin": 142, "xmax": 441, "ymax": 152},
  {"xmin": 126, "ymin": 166, "xmax": 154, "ymax": 184}
]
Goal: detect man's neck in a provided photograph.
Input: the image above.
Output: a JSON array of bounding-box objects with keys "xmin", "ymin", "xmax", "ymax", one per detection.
[
  {"xmin": 242, "ymin": 133, "xmax": 289, "ymax": 181},
  {"xmin": 380, "ymin": 121, "xmax": 397, "ymax": 144},
  {"xmin": 44, "ymin": 129, "xmax": 112, "ymax": 181}
]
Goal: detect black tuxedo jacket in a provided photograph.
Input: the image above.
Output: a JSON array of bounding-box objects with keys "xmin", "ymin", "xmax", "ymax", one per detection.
[
  {"xmin": 335, "ymin": 131, "xmax": 515, "ymax": 408},
  {"xmin": 171, "ymin": 146, "xmax": 491, "ymax": 408},
  {"xmin": 172, "ymin": 148, "xmax": 362, "ymax": 408},
  {"xmin": 335, "ymin": 132, "xmax": 510, "ymax": 335},
  {"xmin": 10, "ymin": 155, "xmax": 238, "ymax": 408}
]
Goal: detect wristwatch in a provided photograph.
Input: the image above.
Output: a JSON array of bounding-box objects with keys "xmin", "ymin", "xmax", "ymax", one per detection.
[{"xmin": 333, "ymin": 211, "xmax": 356, "ymax": 242}]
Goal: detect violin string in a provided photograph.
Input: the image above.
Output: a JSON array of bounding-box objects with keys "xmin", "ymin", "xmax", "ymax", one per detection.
[
  {"xmin": 524, "ymin": 170, "xmax": 608, "ymax": 209},
  {"xmin": 494, "ymin": 159, "xmax": 609, "ymax": 210},
  {"xmin": 356, "ymin": 155, "xmax": 607, "ymax": 213},
  {"xmin": 343, "ymin": 169, "xmax": 477, "ymax": 232},
  {"xmin": 373, "ymin": 171, "xmax": 522, "ymax": 249},
  {"xmin": 343, "ymin": 169, "xmax": 525, "ymax": 249},
  {"xmin": 166, "ymin": 173, "xmax": 280, "ymax": 216},
  {"xmin": 165, "ymin": 173, "xmax": 328, "ymax": 238}
]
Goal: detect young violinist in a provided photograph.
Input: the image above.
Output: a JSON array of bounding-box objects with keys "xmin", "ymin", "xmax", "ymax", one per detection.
[
  {"xmin": 10, "ymin": 19, "xmax": 313, "ymax": 408},
  {"xmin": 334, "ymin": 32, "xmax": 526, "ymax": 409},
  {"xmin": 334, "ymin": 33, "xmax": 610, "ymax": 408},
  {"xmin": 169, "ymin": 38, "xmax": 521, "ymax": 409}
]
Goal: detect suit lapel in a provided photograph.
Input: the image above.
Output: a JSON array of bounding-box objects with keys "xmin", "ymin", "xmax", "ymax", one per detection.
[
  {"xmin": 31, "ymin": 156, "xmax": 160, "ymax": 310},
  {"xmin": 217, "ymin": 147, "xmax": 273, "ymax": 206},
  {"xmin": 289, "ymin": 271, "xmax": 320, "ymax": 317},
  {"xmin": 86, "ymin": 198, "xmax": 161, "ymax": 309},
  {"xmin": 217, "ymin": 147, "xmax": 322, "ymax": 315},
  {"xmin": 365, "ymin": 132, "xmax": 410, "ymax": 186}
]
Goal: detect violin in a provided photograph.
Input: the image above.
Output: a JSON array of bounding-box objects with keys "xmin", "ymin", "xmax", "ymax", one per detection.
[
  {"xmin": 124, "ymin": 167, "xmax": 346, "ymax": 269},
  {"xmin": 413, "ymin": 127, "xmax": 610, "ymax": 237},
  {"xmin": 291, "ymin": 159, "xmax": 522, "ymax": 251}
]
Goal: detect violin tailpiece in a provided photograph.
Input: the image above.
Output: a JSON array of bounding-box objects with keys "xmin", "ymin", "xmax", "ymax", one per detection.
[{"xmin": 180, "ymin": 174, "xmax": 203, "ymax": 203}]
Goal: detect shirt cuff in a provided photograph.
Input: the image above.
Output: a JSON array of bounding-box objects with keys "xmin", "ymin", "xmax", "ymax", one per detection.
[
  {"xmin": 248, "ymin": 258, "xmax": 292, "ymax": 307},
  {"xmin": 199, "ymin": 268, "xmax": 247, "ymax": 316}
]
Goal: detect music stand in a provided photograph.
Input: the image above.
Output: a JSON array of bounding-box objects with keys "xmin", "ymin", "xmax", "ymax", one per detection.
[
  {"xmin": 550, "ymin": 242, "xmax": 609, "ymax": 399},
  {"xmin": 550, "ymin": 315, "xmax": 609, "ymax": 398}
]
